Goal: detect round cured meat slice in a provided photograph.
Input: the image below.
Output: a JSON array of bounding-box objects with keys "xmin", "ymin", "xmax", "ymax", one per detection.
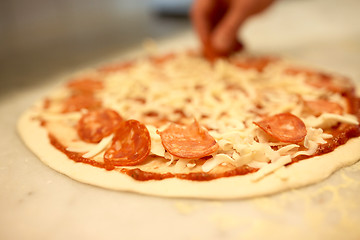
[
  {"xmin": 158, "ymin": 121, "xmax": 219, "ymax": 159},
  {"xmin": 285, "ymin": 68, "xmax": 353, "ymax": 94},
  {"xmin": 67, "ymin": 78, "xmax": 103, "ymax": 93},
  {"xmin": 254, "ymin": 113, "xmax": 307, "ymax": 143},
  {"xmin": 77, "ymin": 109, "xmax": 123, "ymax": 143},
  {"xmin": 62, "ymin": 94, "xmax": 102, "ymax": 113},
  {"xmin": 304, "ymin": 99, "xmax": 343, "ymax": 116},
  {"xmin": 202, "ymin": 40, "xmax": 223, "ymax": 62},
  {"xmin": 233, "ymin": 57, "xmax": 276, "ymax": 72},
  {"xmin": 97, "ymin": 61, "xmax": 133, "ymax": 73},
  {"xmin": 202, "ymin": 40, "xmax": 243, "ymax": 62},
  {"xmin": 150, "ymin": 53, "xmax": 175, "ymax": 65},
  {"xmin": 104, "ymin": 120, "xmax": 151, "ymax": 166},
  {"xmin": 305, "ymin": 74, "xmax": 352, "ymax": 94}
]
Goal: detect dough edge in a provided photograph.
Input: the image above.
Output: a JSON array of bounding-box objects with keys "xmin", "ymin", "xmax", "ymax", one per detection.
[{"xmin": 18, "ymin": 107, "xmax": 360, "ymax": 200}]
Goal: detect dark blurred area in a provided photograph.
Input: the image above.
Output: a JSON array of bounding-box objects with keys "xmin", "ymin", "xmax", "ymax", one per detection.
[{"xmin": 0, "ymin": 0, "xmax": 192, "ymax": 98}]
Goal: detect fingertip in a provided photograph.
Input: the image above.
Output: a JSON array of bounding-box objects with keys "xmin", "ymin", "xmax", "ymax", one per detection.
[
  {"xmin": 234, "ymin": 40, "xmax": 245, "ymax": 52},
  {"xmin": 190, "ymin": 0, "xmax": 212, "ymax": 47},
  {"xmin": 211, "ymin": 33, "xmax": 235, "ymax": 56}
]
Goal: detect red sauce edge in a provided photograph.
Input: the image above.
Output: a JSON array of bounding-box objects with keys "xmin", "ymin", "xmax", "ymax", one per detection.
[
  {"xmin": 48, "ymin": 134, "xmax": 115, "ymax": 171},
  {"xmin": 48, "ymin": 133, "xmax": 258, "ymax": 181},
  {"xmin": 126, "ymin": 165, "xmax": 258, "ymax": 181}
]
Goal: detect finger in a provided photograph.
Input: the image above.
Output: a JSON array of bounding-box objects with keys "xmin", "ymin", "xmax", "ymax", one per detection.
[
  {"xmin": 250, "ymin": 0, "xmax": 276, "ymax": 16},
  {"xmin": 190, "ymin": 0, "xmax": 215, "ymax": 45},
  {"xmin": 191, "ymin": 0, "xmax": 226, "ymax": 60},
  {"xmin": 211, "ymin": 0, "xmax": 252, "ymax": 55}
]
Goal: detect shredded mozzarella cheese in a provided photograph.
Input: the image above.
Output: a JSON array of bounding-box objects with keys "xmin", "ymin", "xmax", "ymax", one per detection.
[
  {"xmin": 202, "ymin": 154, "xmax": 235, "ymax": 173},
  {"xmin": 251, "ymin": 155, "xmax": 292, "ymax": 182},
  {"xmin": 304, "ymin": 113, "xmax": 359, "ymax": 129},
  {"xmin": 82, "ymin": 134, "xmax": 114, "ymax": 158}
]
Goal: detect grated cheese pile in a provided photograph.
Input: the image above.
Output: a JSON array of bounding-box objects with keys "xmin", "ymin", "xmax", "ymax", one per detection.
[{"xmin": 44, "ymin": 52, "xmax": 359, "ymax": 180}]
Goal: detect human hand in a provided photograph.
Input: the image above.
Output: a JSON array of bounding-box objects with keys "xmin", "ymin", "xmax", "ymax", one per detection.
[{"xmin": 191, "ymin": 0, "xmax": 275, "ymax": 59}]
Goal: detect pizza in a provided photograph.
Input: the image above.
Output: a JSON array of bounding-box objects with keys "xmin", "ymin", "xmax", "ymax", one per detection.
[{"xmin": 18, "ymin": 51, "xmax": 360, "ymax": 199}]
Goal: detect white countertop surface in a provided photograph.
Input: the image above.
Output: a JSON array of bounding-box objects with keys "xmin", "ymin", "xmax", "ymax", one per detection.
[{"xmin": 1, "ymin": 0, "xmax": 360, "ymax": 239}]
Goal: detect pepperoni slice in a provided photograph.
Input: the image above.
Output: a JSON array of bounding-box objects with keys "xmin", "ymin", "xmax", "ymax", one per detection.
[
  {"xmin": 304, "ymin": 99, "xmax": 343, "ymax": 116},
  {"xmin": 97, "ymin": 61, "xmax": 133, "ymax": 73},
  {"xmin": 202, "ymin": 40, "xmax": 243, "ymax": 62},
  {"xmin": 284, "ymin": 67, "xmax": 312, "ymax": 76},
  {"xmin": 285, "ymin": 68, "xmax": 353, "ymax": 94},
  {"xmin": 67, "ymin": 78, "xmax": 103, "ymax": 93},
  {"xmin": 43, "ymin": 98, "xmax": 51, "ymax": 110},
  {"xmin": 77, "ymin": 109, "xmax": 123, "ymax": 143},
  {"xmin": 203, "ymin": 40, "xmax": 221, "ymax": 62},
  {"xmin": 62, "ymin": 94, "xmax": 102, "ymax": 112},
  {"xmin": 305, "ymin": 74, "xmax": 350, "ymax": 94},
  {"xmin": 254, "ymin": 113, "xmax": 307, "ymax": 143},
  {"xmin": 150, "ymin": 53, "xmax": 175, "ymax": 65},
  {"xmin": 158, "ymin": 121, "xmax": 219, "ymax": 159},
  {"xmin": 104, "ymin": 120, "xmax": 151, "ymax": 166},
  {"xmin": 233, "ymin": 57, "xmax": 276, "ymax": 72}
]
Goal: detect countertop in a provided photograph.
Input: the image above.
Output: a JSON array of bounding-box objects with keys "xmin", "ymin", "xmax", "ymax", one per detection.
[{"xmin": 1, "ymin": 0, "xmax": 360, "ymax": 239}]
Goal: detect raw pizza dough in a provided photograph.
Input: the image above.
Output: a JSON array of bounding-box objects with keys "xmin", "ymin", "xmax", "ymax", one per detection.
[{"xmin": 18, "ymin": 51, "xmax": 360, "ymax": 199}]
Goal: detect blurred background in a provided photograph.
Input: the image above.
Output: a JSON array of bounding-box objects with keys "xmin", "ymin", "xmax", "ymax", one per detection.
[{"xmin": 0, "ymin": 0, "xmax": 192, "ymax": 97}]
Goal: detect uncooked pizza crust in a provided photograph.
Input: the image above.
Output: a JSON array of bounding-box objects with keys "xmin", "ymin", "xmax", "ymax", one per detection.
[
  {"xmin": 18, "ymin": 107, "xmax": 360, "ymax": 199},
  {"xmin": 17, "ymin": 52, "xmax": 360, "ymax": 199}
]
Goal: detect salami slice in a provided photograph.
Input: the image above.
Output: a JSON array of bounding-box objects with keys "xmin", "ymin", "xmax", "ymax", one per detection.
[
  {"xmin": 304, "ymin": 99, "xmax": 343, "ymax": 116},
  {"xmin": 306, "ymin": 74, "xmax": 349, "ymax": 94},
  {"xmin": 285, "ymin": 68, "xmax": 353, "ymax": 94},
  {"xmin": 254, "ymin": 113, "xmax": 307, "ymax": 143},
  {"xmin": 62, "ymin": 94, "xmax": 102, "ymax": 113},
  {"xmin": 97, "ymin": 61, "xmax": 133, "ymax": 73},
  {"xmin": 77, "ymin": 109, "xmax": 123, "ymax": 143},
  {"xmin": 202, "ymin": 41, "xmax": 221, "ymax": 62},
  {"xmin": 202, "ymin": 40, "xmax": 243, "ymax": 62},
  {"xmin": 67, "ymin": 78, "xmax": 103, "ymax": 93},
  {"xmin": 158, "ymin": 120, "xmax": 219, "ymax": 159},
  {"xmin": 233, "ymin": 57, "xmax": 276, "ymax": 72},
  {"xmin": 150, "ymin": 53, "xmax": 175, "ymax": 65},
  {"xmin": 104, "ymin": 120, "xmax": 151, "ymax": 166}
]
